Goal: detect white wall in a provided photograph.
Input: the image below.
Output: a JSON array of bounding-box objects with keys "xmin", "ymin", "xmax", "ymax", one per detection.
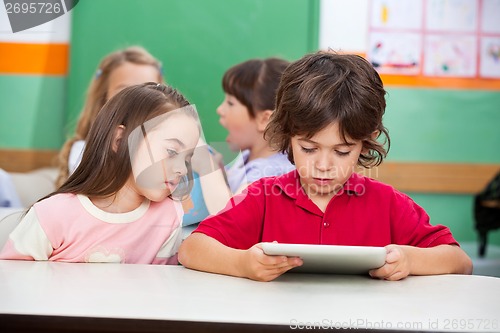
[{"xmin": 319, "ymin": 0, "xmax": 369, "ymax": 53}]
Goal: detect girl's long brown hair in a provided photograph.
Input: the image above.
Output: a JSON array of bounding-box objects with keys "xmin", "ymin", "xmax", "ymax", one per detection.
[
  {"xmin": 44, "ymin": 83, "xmax": 196, "ymax": 202},
  {"xmin": 56, "ymin": 46, "xmax": 163, "ymax": 187}
]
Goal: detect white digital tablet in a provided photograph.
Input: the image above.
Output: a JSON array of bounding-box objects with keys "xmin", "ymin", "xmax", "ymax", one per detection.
[{"xmin": 261, "ymin": 243, "xmax": 387, "ymax": 275}]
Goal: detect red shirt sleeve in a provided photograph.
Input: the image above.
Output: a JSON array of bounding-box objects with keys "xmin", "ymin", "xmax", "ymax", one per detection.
[
  {"xmin": 390, "ymin": 190, "xmax": 459, "ymax": 247},
  {"xmin": 193, "ymin": 179, "xmax": 267, "ymax": 250}
]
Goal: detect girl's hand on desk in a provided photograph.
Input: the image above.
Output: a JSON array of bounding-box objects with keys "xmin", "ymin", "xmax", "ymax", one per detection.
[
  {"xmin": 368, "ymin": 245, "xmax": 410, "ymax": 281},
  {"xmin": 241, "ymin": 244, "xmax": 303, "ymax": 282}
]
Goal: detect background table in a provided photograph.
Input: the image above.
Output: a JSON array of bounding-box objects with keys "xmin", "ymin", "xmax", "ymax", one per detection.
[{"xmin": 0, "ymin": 260, "xmax": 499, "ymax": 332}]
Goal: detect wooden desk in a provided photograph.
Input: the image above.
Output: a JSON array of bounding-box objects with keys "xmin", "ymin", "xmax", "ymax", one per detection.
[{"xmin": 0, "ymin": 260, "xmax": 499, "ymax": 332}]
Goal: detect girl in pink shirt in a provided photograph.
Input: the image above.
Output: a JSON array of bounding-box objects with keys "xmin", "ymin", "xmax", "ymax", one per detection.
[{"xmin": 0, "ymin": 83, "xmax": 200, "ymax": 264}]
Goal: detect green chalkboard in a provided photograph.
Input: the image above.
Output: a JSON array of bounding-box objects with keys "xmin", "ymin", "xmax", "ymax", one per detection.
[{"xmin": 66, "ymin": 0, "xmax": 320, "ymax": 144}]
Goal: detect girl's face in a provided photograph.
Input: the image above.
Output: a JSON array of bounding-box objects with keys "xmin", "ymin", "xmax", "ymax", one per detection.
[
  {"xmin": 216, "ymin": 93, "xmax": 260, "ymax": 152},
  {"xmin": 291, "ymin": 122, "xmax": 363, "ymax": 202},
  {"xmin": 107, "ymin": 62, "xmax": 161, "ymax": 100},
  {"xmin": 131, "ymin": 112, "xmax": 200, "ymax": 202}
]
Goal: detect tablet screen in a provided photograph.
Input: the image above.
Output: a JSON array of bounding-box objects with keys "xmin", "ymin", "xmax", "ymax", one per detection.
[{"xmin": 261, "ymin": 243, "xmax": 386, "ymax": 275}]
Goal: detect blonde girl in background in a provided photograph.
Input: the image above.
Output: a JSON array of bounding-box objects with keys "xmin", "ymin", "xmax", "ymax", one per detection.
[{"xmin": 56, "ymin": 46, "xmax": 163, "ymax": 187}]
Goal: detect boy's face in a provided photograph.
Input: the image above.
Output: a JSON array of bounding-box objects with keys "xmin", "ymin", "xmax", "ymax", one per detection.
[
  {"xmin": 130, "ymin": 112, "xmax": 199, "ymax": 202},
  {"xmin": 291, "ymin": 122, "xmax": 363, "ymax": 201},
  {"xmin": 216, "ymin": 93, "xmax": 260, "ymax": 152}
]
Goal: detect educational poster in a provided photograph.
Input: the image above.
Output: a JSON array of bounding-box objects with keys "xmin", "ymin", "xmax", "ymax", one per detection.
[
  {"xmin": 426, "ymin": 0, "xmax": 478, "ymax": 32},
  {"xmin": 480, "ymin": 36, "xmax": 500, "ymax": 78},
  {"xmin": 423, "ymin": 35, "xmax": 477, "ymax": 77},
  {"xmin": 368, "ymin": 32, "xmax": 421, "ymax": 75},
  {"xmin": 369, "ymin": 0, "xmax": 423, "ymax": 30},
  {"xmin": 367, "ymin": 0, "xmax": 500, "ymax": 84},
  {"xmin": 479, "ymin": 0, "xmax": 500, "ymax": 78},
  {"xmin": 367, "ymin": 0, "xmax": 422, "ymax": 75},
  {"xmin": 481, "ymin": 0, "xmax": 500, "ymax": 33}
]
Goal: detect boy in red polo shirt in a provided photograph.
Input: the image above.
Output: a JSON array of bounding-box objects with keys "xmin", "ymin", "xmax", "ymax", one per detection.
[{"xmin": 179, "ymin": 52, "xmax": 472, "ymax": 282}]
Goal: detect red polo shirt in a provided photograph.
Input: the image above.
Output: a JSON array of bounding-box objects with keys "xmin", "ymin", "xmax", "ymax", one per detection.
[{"xmin": 194, "ymin": 170, "xmax": 458, "ymax": 249}]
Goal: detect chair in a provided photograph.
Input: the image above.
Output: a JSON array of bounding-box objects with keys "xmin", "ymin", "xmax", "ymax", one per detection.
[
  {"xmin": 474, "ymin": 171, "xmax": 500, "ymax": 257},
  {"xmin": 0, "ymin": 210, "xmax": 24, "ymax": 250},
  {"xmin": 9, "ymin": 168, "xmax": 57, "ymax": 207}
]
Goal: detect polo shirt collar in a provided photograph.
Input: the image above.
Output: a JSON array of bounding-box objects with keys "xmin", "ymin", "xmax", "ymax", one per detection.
[
  {"xmin": 274, "ymin": 170, "xmax": 322, "ymax": 216},
  {"xmin": 273, "ymin": 170, "xmax": 303, "ymax": 199},
  {"xmin": 274, "ymin": 170, "xmax": 366, "ymax": 199},
  {"xmin": 343, "ymin": 172, "xmax": 366, "ymax": 196}
]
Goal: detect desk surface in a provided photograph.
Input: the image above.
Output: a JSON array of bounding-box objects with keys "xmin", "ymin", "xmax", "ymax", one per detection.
[{"xmin": 0, "ymin": 260, "xmax": 499, "ymax": 332}]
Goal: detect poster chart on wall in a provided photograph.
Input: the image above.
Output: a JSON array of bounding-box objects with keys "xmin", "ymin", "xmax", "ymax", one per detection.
[{"xmin": 367, "ymin": 0, "xmax": 500, "ymax": 81}]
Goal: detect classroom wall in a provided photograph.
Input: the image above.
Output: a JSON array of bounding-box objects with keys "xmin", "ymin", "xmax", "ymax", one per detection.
[
  {"xmin": 383, "ymin": 88, "xmax": 500, "ymax": 246},
  {"xmin": 387, "ymin": 88, "xmax": 500, "ymax": 246},
  {"xmin": 320, "ymin": 0, "xmax": 500, "ymax": 247},
  {"xmin": 0, "ymin": 0, "xmax": 498, "ymax": 247},
  {"xmin": 0, "ymin": 11, "xmax": 70, "ymax": 150},
  {"xmin": 66, "ymin": 0, "xmax": 319, "ymax": 144}
]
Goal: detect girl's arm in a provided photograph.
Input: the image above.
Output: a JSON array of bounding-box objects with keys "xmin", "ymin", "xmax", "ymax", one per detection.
[
  {"xmin": 191, "ymin": 141, "xmax": 232, "ymax": 215},
  {"xmin": 198, "ymin": 169, "xmax": 232, "ymax": 215},
  {"xmin": 0, "ymin": 208, "xmax": 53, "ymax": 260},
  {"xmin": 154, "ymin": 224, "xmax": 183, "ymax": 265},
  {"xmin": 369, "ymin": 244, "xmax": 473, "ymax": 281},
  {"xmin": 178, "ymin": 232, "xmax": 302, "ymax": 282}
]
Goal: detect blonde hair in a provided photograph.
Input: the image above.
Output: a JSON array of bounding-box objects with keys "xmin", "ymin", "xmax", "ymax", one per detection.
[{"xmin": 56, "ymin": 46, "xmax": 163, "ymax": 187}]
